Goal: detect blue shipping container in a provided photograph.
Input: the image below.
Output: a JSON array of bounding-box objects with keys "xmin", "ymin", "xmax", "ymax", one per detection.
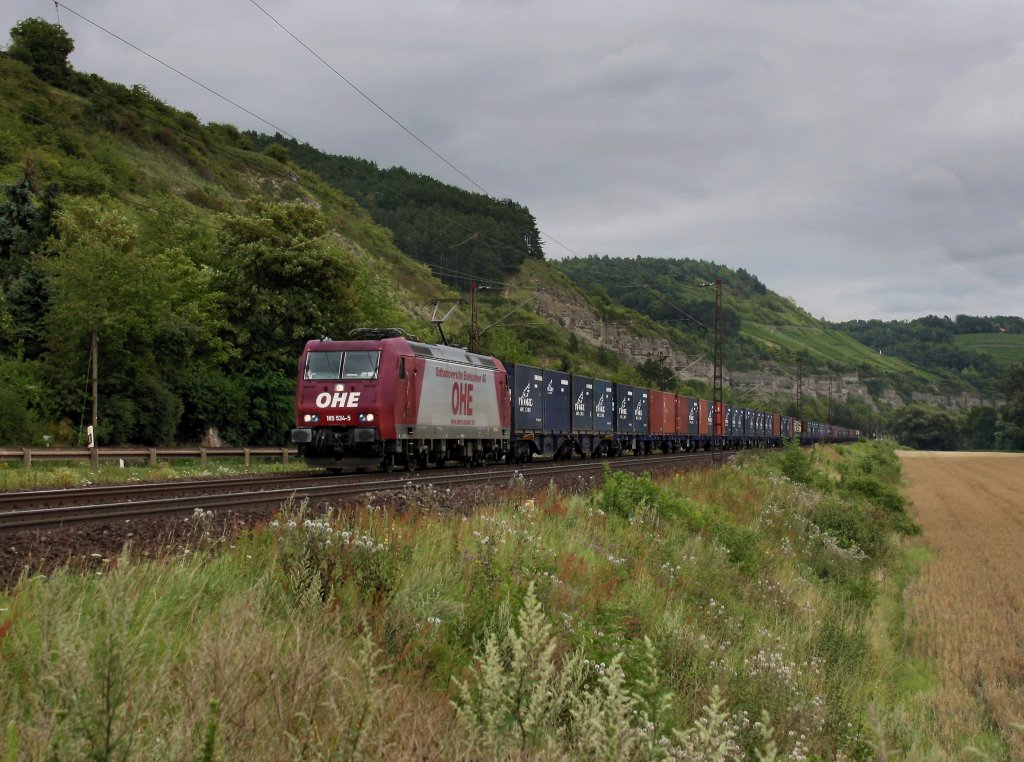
[
  {"xmin": 571, "ymin": 375, "xmax": 595, "ymax": 432},
  {"xmin": 509, "ymin": 364, "xmax": 543, "ymax": 432},
  {"xmin": 594, "ymin": 379, "xmax": 615, "ymax": 432},
  {"xmin": 543, "ymin": 369, "xmax": 571, "ymax": 433},
  {"xmin": 633, "ymin": 387, "xmax": 650, "ymax": 435},
  {"xmin": 615, "ymin": 384, "xmax": 634, "ymax": 433}
]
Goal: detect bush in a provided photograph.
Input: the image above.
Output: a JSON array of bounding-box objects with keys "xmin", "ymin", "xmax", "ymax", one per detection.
[
  {"xmin": 809, "ymin": 496, "xmax": 888, "ymax": 563},
  {"xmin": 599, "ymin": 466, "xmax": 662, "ymax": 519},
  {"xmin": 780, "ymin": 438, "xmax": 814, "ymax": 485},
  {"xmin": 839, "ymin": 474, "xmax": 906, "ymax": 513}
]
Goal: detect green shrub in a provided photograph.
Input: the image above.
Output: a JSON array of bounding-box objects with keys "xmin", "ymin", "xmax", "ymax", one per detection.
[
  {"xmin": 599, "ymin": 465, "xmax": 661, "ymax": 518},
  {"xmin": 780, "ymin": 438, "xmax": 814, "ymax": 485},
  {"xmin": 809, "ymin": 496, "xmax": 888, "ymax": 563}
]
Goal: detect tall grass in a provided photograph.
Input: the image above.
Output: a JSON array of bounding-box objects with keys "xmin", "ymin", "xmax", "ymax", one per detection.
[{"xmin": 0, "ymin": 442, "xmax": 930, "ymax": 759}]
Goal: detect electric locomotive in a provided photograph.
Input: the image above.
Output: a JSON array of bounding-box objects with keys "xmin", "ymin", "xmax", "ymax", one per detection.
[{"xmin": 290, "ymin": 328, "xmax": 510, "ymax": 472}]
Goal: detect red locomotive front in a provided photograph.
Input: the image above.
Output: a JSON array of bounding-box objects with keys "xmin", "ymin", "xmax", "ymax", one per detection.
[{"xmin": 291, "ymin": 329, "xmax": 510, "ymax": 472}]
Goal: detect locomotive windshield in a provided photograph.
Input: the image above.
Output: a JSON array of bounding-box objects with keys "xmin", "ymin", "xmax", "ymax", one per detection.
[
  {"xmin": 303, "ymin": 350, "xmax": 380, "ymax": 381},
  {"xmin": 341, "ymin": 351, "xmax": 380, "ymax": 379},
  {"xmin": 304, "ymin": 351, "xmax": 342, "ymax": 380}
]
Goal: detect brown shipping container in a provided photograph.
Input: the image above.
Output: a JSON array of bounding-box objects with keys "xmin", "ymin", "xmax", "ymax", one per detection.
[
  {"xmin": 674, "ymin": 395, "xmax": 688, "ymax": 435},
  {"xmin": 772, "ymin": 413, "xmax": 781, "ymax": 438},
  {"xmin": 698, "ymin": 399, "xmax": 710, "ymax": 436},
  {"xmin": 649, "ymin": 390, "xmax": 671, "ymax": 435},
  {"xmin": 661, "ymin": 390, "xmax": 676, "ymax": 434}
]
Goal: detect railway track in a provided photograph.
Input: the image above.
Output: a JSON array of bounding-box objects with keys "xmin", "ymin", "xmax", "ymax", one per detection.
[
  {"xmin": 0, "ymin": 451, "xmax": 717, "ymax": 533},
  {"xmin": 0, "ymin": 470, "xmax": 334, "ymax": 512}
]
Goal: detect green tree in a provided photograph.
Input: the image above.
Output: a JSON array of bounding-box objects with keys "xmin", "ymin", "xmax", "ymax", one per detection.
[
  {"xmin": 0, "ymin": 171, "xmax": 58, "ymax": 359},
  {"xmin": 961, "ymin": 406, "xmax": 997, "ymax": 450},
  {"xmin": 996, "ymin": 365, "xmax": 1024, "ymax": 450},
  {"xmin": 44, "ymin": 197, "xmax": 228, "ymax": 445},
  {"xmin": 636, "ymin": 356, "xmax": 676, "ymax": 390},
  {"xmin": 7, "ymin": 18, "xmax": 74, "ymax": 85},
  {"xmin": 892, "ymin": 404, "xmax": 961, "ymax": 451},
  {"xmin": 214, "ymin": 198, "xmax": 365, "ymax": 443}
]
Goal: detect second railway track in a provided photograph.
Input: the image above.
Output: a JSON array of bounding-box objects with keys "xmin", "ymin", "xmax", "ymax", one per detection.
[{"xmin": 0, "ymin": 451, "xmax": 718, "ymax": 533}]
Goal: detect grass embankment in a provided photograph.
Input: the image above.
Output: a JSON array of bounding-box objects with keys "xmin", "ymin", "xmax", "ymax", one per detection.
[
  {"xmin": 1, "ymin": 443, "xmax": 924, "ymax": 759},
  {"xmin": 0, "ymin": 459, "xmax": 307, "ymax": 491}
]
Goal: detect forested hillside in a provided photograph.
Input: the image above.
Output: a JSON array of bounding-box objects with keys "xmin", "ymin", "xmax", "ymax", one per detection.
[
  {"xmin": 2, "ymin": 18, "xmax": 1021, "ymax": 451},
  {"xmin": 0, "ymin": 20, "xmax": 440, "ymax": 447},
  {"xmin": 248, "ymin": 134, "xmax": 544, "ymax": 285},
  {"xmin": 558, "ymin": 255, "xmax": 1016, "ymax": 401},
  {"xmin": 833, "ymin": 315, "xmax": 1023, "ymax": 396}
]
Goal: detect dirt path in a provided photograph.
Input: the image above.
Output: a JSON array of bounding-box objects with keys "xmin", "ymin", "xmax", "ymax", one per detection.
[{"xmin": 898, "ymin": 451, "xmax": 1024, "ymax": 756}]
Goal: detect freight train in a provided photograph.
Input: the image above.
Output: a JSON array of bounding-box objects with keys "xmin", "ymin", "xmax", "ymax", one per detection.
[{"xmin": 289, "ymin": 329, "xmax": 860, "ymax": 472}]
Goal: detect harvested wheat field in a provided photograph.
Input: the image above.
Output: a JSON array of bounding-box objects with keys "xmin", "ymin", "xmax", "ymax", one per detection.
[{"xmin": 898, "ymin": 451, "xmax": 1024, "ymax": 757}]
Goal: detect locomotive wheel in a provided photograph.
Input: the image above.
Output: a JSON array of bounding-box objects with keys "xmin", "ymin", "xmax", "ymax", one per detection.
[
  {"xmin": 381, "ymin": 455, "xmax": 394, "ymax": 474},
  {"xmin": 405, "ymin": 455, "xmax": 417, "ymax": 473}
]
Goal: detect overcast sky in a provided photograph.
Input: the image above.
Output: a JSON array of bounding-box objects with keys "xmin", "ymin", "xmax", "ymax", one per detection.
[{"xmin": 4, "ymin": 0, "xmax": 1024, "ymax": 321}]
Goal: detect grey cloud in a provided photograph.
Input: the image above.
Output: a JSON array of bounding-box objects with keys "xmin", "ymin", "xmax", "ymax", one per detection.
[{"xmin": 3, "ymin": 0, "xmax": 1024, "ymax": 320}]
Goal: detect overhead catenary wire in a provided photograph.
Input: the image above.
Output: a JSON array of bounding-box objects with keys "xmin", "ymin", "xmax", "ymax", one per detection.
[
  {"xmin": 242, "ymin": 0, "xmax": 585, "ymax": 258},
  {"xmin": 12, "ymin": 6, "xmax": 549, "ymax": 272},
  {"xmin": 245, "ymin": 0, "xmax": 488, "ymax": 198},
  {"xmin": 12, "ymin": 5, "xmax": 594, "ymax": 317},
  {"xmin": 54, "ymin": 2, "xmax": 298, "ymax": 141}
]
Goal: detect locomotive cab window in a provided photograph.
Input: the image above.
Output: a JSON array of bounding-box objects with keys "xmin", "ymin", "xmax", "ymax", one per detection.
[
  {"xmin": 304, "ymin": 351, "xmax": 342, "ymax": 380},
  {"xmin": 341, "ymin": 351, "xmax": 380, "ymax": 380}
]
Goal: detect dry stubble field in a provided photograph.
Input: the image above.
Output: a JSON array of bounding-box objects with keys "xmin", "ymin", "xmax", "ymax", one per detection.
[{"xmin": 898, "ymin": 451, "xmax": 1024, "ymax": 757}]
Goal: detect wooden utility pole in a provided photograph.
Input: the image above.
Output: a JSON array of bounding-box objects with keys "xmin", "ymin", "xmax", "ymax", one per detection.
[{"xmin": 90, "ymin": 327, "xmax": 98, "ymax": 447}]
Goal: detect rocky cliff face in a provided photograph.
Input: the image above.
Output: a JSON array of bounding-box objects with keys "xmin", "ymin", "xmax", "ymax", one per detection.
[
  {"xmin": 533, "ymin": 289, "xmax": 713, "ymax": 381},
  {"xmin": 531, "ymin": 287, "xmax": 966, "ymax": 410}
]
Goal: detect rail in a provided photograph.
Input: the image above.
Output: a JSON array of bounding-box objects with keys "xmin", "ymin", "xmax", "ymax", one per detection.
[{"xmin": 0, "ymin": 446, "xmax": 299, "ymax": 469}]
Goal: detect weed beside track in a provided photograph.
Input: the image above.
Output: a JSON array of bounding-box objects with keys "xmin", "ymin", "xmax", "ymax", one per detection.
[{"xmin": 0, "ymin": 443, "xmax": 927, "ymax": 759}]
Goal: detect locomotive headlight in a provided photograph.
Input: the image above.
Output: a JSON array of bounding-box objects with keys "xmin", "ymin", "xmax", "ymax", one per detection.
[
  {"xmin": 303, "ymin": 414, "xmax": 320, "ymax": 423},
  {"xmin": 358, "ymin": 413, "xmax": 375, "ymax": 422}
]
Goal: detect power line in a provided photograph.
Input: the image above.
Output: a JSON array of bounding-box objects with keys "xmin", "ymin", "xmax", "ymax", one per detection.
[
  {"xmin": 243, "ymin": 0, "xmax": 585, "ymax": 258},
  {"xmin": 54, "ymin": 2, "xmax": 298, "ymax": 141},
  {"xmin": 19, "ymin": 5, "xmax": 581, "ymax": 277},
  {"xmin": 246, "ymin": 0, "xmax": 488, "ymax": 197},
  {"xmin": 34, "ymin": 4, "xmax": 546, "ymax": 269}
]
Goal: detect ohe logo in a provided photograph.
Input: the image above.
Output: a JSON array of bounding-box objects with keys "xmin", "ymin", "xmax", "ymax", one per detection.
[
  {"xmin": 452, "ymin": 382, "xmax": 474, "ymax": 416},
  {"xmin": 316, "ymin": 391, "xmax": 361, "ymax": 409}
]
